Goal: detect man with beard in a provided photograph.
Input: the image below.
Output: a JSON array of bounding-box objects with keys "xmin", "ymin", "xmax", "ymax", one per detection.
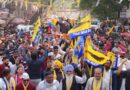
[
  {"xmin": 60, "ymin": 64, "xmax": 86, "ymax": 90},
  {"xmin": 103, "ymin": 60, "xmax": 112, "ymax": 90},
  {"xmin": 85, "ymin": 67, "xmax": 107, "ymax": 90},
  {"xmin": 0, "ymin": 56, "xmax": 10, "ymax": 77},
  {"xmin": 37, "ymin": 70, "xmax": 60, "ymax": 90},
  {"xmin": 53, "ymin": 60, "xmax": 64, "ymax": 82}
]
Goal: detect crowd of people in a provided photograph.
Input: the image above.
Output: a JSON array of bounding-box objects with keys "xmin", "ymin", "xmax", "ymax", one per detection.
[{"xmin": 0, "ymin": 18, "xmax": 130, "ymax": 90}]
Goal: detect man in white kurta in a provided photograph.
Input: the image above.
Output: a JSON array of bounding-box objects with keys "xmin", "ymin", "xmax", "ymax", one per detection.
[
  {"xmin": 103, "ymin": 60, "xmax": 112, "ymax": 90},
  {"xmin": 37, "ymin": 70, "xmax": 60, "ymax": 90},
  {"xmin": 85, "ymin": 67, "xmax": 107, "ymax": 90}
]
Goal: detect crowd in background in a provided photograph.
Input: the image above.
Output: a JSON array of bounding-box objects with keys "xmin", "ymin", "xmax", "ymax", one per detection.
[{"xmin": 0, "ymin": 18, "xmax": 130, "ymax": 90}]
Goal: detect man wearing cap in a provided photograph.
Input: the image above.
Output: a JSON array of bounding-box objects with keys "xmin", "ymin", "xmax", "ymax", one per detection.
[
  {"xmin": 37, "ymin": 70, "xmax": 60, "ymax": 90},
  {"xmin": 60, "ymin": 64, "xmax": 87, "ymax": 90},
  {"xmin": 16, "ymin": 72, "xmax": 36, "ymax": 90}
]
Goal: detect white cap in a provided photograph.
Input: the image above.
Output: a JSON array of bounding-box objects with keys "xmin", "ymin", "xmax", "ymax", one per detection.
[
  {"xmin": 22, "ymin": 73, "xmax": 30, "ymax": 79},
  {"xmin": 48, "ymin": 52, "xmax": 54, "ymax": 56},
  {"xmin": 50, "ymin": 46, "xmax": 53, "ymax": 49}
]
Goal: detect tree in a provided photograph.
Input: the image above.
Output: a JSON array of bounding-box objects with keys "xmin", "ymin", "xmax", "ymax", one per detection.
[{"xmin": 80, "ymin": 0, "xmax": 130, "ymax": 20}]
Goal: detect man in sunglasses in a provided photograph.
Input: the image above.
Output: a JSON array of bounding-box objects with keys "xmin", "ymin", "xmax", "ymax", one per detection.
[{"xmin": 16, "ymin": 72, "xmax": 36, "ymax": 90}]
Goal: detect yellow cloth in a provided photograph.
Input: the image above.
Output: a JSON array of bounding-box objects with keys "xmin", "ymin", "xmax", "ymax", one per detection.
[
  {"xmin": 23, "ymin": 83, "xmax": 29, "ymax": 90},
  {"xmin": 10, "ymin": 78, "xmax": 16, "ymax": 90},
  {"xmin": 66, "ymin": 76, "xmax": 73, "ymax": 90},
  {"xmin": 53, "ymin": 60, "xmax": 64, "ymax": 70},
  {"xmin": 107, "ymin": 52, "xmax": 115, "ymax": 63},
  {"xmin": 84, "ymin": 38, "xmax": 109, "ymax": 65},
  {"xmin": 107, "ymin": 26, "xmax": 114, "ymax": 35},
  {"xmin": 93, "ymin": 78, "xmax": 102, "ymax": 90},
  {"xmin": 5, "ymin": 78, "xmax": 16, "ymax": 90}
]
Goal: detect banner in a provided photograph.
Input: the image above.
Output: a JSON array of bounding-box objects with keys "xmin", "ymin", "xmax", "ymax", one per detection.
[
  {"xmin": 84, "ymin": 38, "xmax": 109, "ymax": 65},
  {"xmin": 68, "ymin": 15, "xmax": 92, "ymax": 38}
]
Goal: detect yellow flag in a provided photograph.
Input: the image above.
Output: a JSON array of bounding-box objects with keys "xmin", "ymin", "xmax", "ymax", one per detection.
[
  {"xmin": 84, "ymin": 38, "xmax": 109, "ymax": 65},
  {"xmin": 50, "ymin": 0, "xmax": 53, "ymax": 7},
  {"xmin": 80, "ymin": 14, "xmax": 91, "ymax": 23},
  {"xmin": 72, "ymin": 54, "xmax": 78, "ymax": 64},
  {"xmin": 38, "ymin": 0, "xmax": 41, "ymax": 7},
  {"xmin": 107, "ymin": 52, "xmax": 115, "ymax": 63},
  {"xmin": 32, "ymin": 17, "xmax": 41, "ymax": 41},
  {"xmin": 71, "ymin": 37, "xmax": 80, "ymax": 64},
  {"xmin": 107, "ymin": 26, "xmax": 114, "ymax": 35},
  {"xmin": 68, "ymin": 15, "xmax": 92, "ymax": 34},
  {"xmin": 25, "ymin": 0, "xmax": 28, "ymax": 10}
]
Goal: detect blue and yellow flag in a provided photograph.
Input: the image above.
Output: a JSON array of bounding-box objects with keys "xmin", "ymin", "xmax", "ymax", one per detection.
[
  {"xmin": 68, "ymin": 15, "xmax": 92, "ymax": 38},
  {"xmin": 32, "ymin": 17, "xmax": 41, "ymax": 41},
  {"xmin": 72, "ymin": 37, "xmax": 80, "ymax": 64},
  {"xmin": 84, "ymin": 38, "xmax": 109, "ymax": 65}
]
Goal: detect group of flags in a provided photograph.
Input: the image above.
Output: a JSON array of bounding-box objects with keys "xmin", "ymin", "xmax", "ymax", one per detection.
[
  {"xmin": 15, "ymin": 0, "xmax": 42, "ymax": 10},
  {"xmin": 31, "ymin": 13, "xmax": 116, "ymax": 66},
  {"xmin": 68, "ymin": 15, "xmax": 115, "ymax": 66}
]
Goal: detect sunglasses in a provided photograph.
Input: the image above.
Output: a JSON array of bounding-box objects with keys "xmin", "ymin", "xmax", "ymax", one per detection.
[{"xmin": 23, "ymin": 79, "xmax": 29, "ymax": 81}]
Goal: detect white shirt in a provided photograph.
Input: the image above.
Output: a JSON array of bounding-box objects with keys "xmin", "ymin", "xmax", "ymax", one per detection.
[
  {"xmin": 0, "ymin": 77, "xmax": 15, "ymax": 90},
  {"xmin": 10, "ymin": 64, "xmax": 17, "ymax": 75},
  {"xmin": 0, "ymin": 56, "xmax": 3, "ymax": 64},
  {"xmin": 103, "ymin": 69, "xmax": 112, "ymax": 90},
  {"xmin": 37, "ymin": 80, "xmax": 60, "ymax": 90}
]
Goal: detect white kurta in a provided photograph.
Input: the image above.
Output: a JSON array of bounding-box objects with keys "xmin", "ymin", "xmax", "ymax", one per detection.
[
  {"xmin": 0, "ymin": 77, "xmax": 15, "ymax": 90},
  {"xmin": 85, "ymin": 77, "xmax": 107, "ymax": 90},
  {"xmin": 103, "ymin": 69, "xmax": 112, "ymax": 90},
  {"xmin": 37, "ymin": 80, "xmax": 60, "ymax": 90}
]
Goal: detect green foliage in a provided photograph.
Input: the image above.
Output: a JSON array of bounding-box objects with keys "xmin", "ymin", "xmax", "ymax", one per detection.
[{"xmin": 80, "ymin": 0, "xmax": 130, "ymax": 20}]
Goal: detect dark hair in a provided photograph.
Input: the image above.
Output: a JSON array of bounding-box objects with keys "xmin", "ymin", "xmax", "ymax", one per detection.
[
  {"xmin": 3, "ymin": 68, "xmax": 10, "ymax": 77},
  {"xmin": 106, "ymin": 60, "xmax": 112, "ymax": 64},
  {"xmin": 53, "ymin": 46, "xmax": 58, "ymax": 50},
  {"xmin": 45, "ymin": 70, "xmax": 53, "ymax": 77},
  {"xmin": 15, "ymin": 66, "xmax": 23, "ymax": 74},
  {"xmin": 31, "ymin": 52, "xmax": 37, "ymax": 61},
  {"xmin": 2, "ymin": 56, "xmax": 8, "ymax": 61}
]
